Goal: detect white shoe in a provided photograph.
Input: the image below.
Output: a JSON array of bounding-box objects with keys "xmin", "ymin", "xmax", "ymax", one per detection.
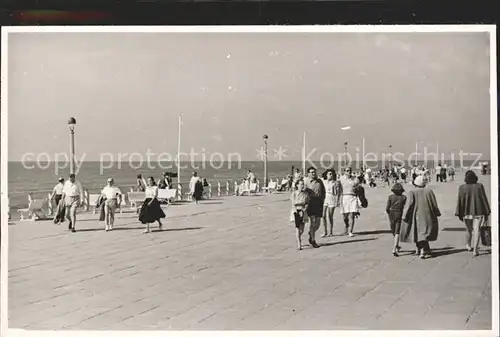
[
  {"xmin": 348, "ymin": 233, "xmax": 354, "ymax": 237},
  {"xmin": 105, "ymin": 226, "xmax": 109, "ymax": 231}
]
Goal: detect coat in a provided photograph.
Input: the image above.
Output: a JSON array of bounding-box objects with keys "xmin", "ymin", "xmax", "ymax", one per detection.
[
  {"xmin": 400, "ymin": 187, "xmax": 441, "ymax": 243},
  {"xmin": 455, "ymin": 183, "xmax": 491, "ymax": 218},
  {"xmin": 97, "ymin": 195, "xmax": 106, "ymax": 222},
  {"xmin": 53, "ymin": 198, "xmax": 66, "ymax": 223}
]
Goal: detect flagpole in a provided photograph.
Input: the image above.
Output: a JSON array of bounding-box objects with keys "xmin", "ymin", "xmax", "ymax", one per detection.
[
  {"xmin": 362, "ymin": 137, "xmax": 365, "ymax": 169},
  {"xmin": 302, "ymin": 131, "xmax": 306, "ymax": 173},
  {"xmin": 415, "ymin": 141, "xmax": 418, "ymax": 166},
  {"xmin": 177, "ymin": 114, "xmax": 182, "ymax": 187}
]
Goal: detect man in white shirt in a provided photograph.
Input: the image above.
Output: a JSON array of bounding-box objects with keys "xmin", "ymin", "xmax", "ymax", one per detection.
[
  {"xmin": 189, "ymin": 172, "xmax": 201, "ymax": 204},
  {"xmin": 101, "ymin": 178, "xmax": 122, "ymax": 231},
  {"xmin": 62, "ymin": 173, "xmax": 84, "ymax": 232}
]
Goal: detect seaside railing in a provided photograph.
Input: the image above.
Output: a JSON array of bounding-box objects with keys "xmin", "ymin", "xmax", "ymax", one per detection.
[{"xmin": 7, "ymin": 177, "xmax": 286, "ymax": 211}]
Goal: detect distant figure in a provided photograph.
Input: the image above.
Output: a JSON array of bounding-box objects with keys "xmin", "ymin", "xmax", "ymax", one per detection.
[
  {"xmin": 290, "ymin": 179, "xmax": 309, "ymax": 250},
  {"xmin": 440, "ymin": 164, "xmax": 448, "ymax": 182},
  {"xmin": 247, "ymin": 170, "xmax": 257, "ymax": 184},
  {"xmin": 304, "ymin": 167, "xmax": 325, "ymax": 248},
  {"xmin": 62, "ymin": 173, "xmax": 84, "ymax": 232},
  {"xmin": 448, "ymin": 166, "xmax": 455, "ymax": 181},
  {"xmin": 435, "ymin": 164, "xmax": 442, "ymax": 182},
  {"xmin": 158, "ymin": 172, "xmax": 169, "ymax": 189},
  {"xmin": 101, "ymin": 178, "xmax": 123, "ymax": 231},
  {"xmin": 386, "ymin": 183, "xmax": 406, "ymax": 257},
  {"xmin": 293, "ymin": 168, "xmax": 303, "ymax": 183},
  {"xmin": 321, "ymin": 169, "xmax": 342, "ymax": 238},
  {"xmin": 455, "ymin": 170, "xmax": 491, "ymax": 256},
  {"xmin": 189, "ymin": 172, "xmax": 203, "ymax": 204},
  {"xmin": 400, "ymin": 176, "xmax": 441, "ymax": 259},
  {"xmin": 202, "ymin": 177, "xmax": 209, "ymax": 187},
  {"xmin": 400, "ymin": 166, "xmax": 407, "ymax": 183},
  {"xmin": 51, "ymin": 177, "xmax": 65, "ymax": 207},
  {"xmin": 136, "ymin": 174, "xmax": 146, "ymax": 192},
  {"xmin": 139, "ymin": 177, "xmax": 165, "ymax": 233},
  {"xmin": 340, "ymin": 167, "xmax": 360, "ymax": 237}
]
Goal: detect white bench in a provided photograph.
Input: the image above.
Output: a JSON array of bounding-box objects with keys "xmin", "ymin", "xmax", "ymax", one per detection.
[
  {"xmin": 127, "ymin": 191, "xmax": 145, "ymax": 213},
  {"xmin": 158, "ymin": 189, "xmax": 177, "ymax": 204}
]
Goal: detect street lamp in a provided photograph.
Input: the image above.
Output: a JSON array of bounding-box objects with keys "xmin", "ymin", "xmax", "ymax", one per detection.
[
  {"xmin": 344, "ymin": 141, "xmax": 348, "ymax": 169},
  {"xmin": 388, "ymin": 144, "xmax": 393, "ymax": 170},
  {"xmin": 263, "ymin": 134, "xmax": 268, "ymax": 188},
  {"xmin": 68, "ymin": 117, "xmax": 76, "ymax": 174}
]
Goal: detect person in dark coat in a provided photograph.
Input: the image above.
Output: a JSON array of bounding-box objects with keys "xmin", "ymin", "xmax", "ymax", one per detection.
[
  {"xmin": 400, "ymin": 175, "xmax": 441, "ymax": 259},
  {"xmin": 386, "ymin": 183, "xmax": 406, "ymax": 257},
  {"xmin": 455, "ymin": 170, "xmax": 491, "ymax": 256}
]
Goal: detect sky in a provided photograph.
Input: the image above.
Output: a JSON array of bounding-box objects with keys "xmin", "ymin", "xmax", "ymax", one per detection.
[{"xmin": 7, "ymin": 31, "xmax": 492, "ymax": 161}]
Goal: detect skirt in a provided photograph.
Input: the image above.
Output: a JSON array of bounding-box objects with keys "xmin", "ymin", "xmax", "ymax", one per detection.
[
  {"xmin": 139, "ymin": 198, "xmax": 166, "ymax": 224},
  {"xmin": 324, "ymin": 193, "xmax": 337, "ymax": 208},
  {"xmin": 341, "ymin": 194, "xmax": 359, "ymax": 214}
]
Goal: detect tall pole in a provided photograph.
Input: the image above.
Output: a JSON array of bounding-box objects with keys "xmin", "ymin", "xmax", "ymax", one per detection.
[
  {"xmin": 415, "ymin": 141, "xmax": 418, "ymax": 166},
  {"xmin": 68, "ymin": 117, "xmax": 76, "ymax": 174},
  {"xmin": 344, "ymin": 141, "xmax": 348, "ymax": 169},
  {"xmin": 177, "ymin": 115, "xmax": 182, "ymax": 187},
  {"xmin": 263, "ymin": 135, "xmax": 268, "ymax": 188},
  {"xmin": 362, "ymin": 137, "xmax": 365, "ymax": 170},
  {"xmin": 302, "ymin": 131, "xmax": 306, "ymax": 173},
  {"xmin": 389, "ymin": 144, "xmax": 393, "ymax": 170},
  {"xmin": 69, "ymin": 127, "xmax": 75, "ymax": 174}
]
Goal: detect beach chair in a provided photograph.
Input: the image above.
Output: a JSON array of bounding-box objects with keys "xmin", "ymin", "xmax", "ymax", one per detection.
[
  {"xmin": 263, "ymin": 181, "xmax": 278, "ymax": 194},
  {"xmin": 88, "ymin": 194, "xmax": 101, "ymax": 214},
  {"xmin": 158, "ymin": 188, "xmax": 177, "ymax": 204},
  {"xmin": 203, "ymin": 185, "xmax": 212, "ymax": 199},
  {"xmin": 240, "ymin": 182, "xmax": 258, "ymax": 196},
  {"xmin": 17, "ymin": 194, "xmax": 50, "ymax": 221},
  {"xmin": 127, "ymin": 191, "xmax": 145, "ymax": 213}
]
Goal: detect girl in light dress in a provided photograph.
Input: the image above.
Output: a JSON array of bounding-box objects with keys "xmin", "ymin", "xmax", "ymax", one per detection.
[
  {"xmin": 321, "ymin": 169, "xmax": 342, "ymax": 237},
  {"xmin": 100, "ymin": 178, "xmax": 123, "ymax": 231},
  {"xmin": 290, "ymin": 179, "xmax": 309, "ymax": 250},
  {"xmin": 138, "ymin": 177, "xmax": 166, "ymax": 233}
]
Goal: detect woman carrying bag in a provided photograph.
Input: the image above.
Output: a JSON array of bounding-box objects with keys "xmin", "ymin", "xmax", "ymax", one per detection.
[{"xmin": 455, "ymin": 170, "xmax": 491, "ymax": 257}]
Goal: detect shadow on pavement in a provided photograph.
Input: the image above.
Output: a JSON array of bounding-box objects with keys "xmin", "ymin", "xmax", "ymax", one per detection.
[
  {"xmin": 355, "ymin": 230, "xmax": 392, "ymax": 235},
  {"xmin": 428, "ymin": 247, "xmax": 466, "ymax": 258},
  {"xmin": 155, "ymin": 227, "xmax": 203, "ymax": 232},
  {"xmin": 441, "ymin": 227, "xmax": 466, "ymax": 232},
  {"xmin": 321, "ymin": 237, "xmax": 377, "ymax": 247},
  {"xmin": 200, "ymin": 202, "xmax": 224, "ymax": 205}
]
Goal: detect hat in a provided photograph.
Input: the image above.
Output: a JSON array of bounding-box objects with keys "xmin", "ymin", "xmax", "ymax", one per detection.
[
  {"xmin": 107, "ymin": 178, "xmax": 114, "ymax": 182},
  {"xmin": 58, "ymin": 177, "xmax": 64, "ymax": 182},
  {"xmin": 413, "ymin": 175, "xmax": 427, "ymax": 188},
  {"xmin": 391, "ymin": 183, "xmax": 405, "ymax": 194}
]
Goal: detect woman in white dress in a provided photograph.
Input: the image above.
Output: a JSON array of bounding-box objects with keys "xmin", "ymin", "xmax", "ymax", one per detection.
[
  {"xmin": 321, "ymin": 169, "xmax": 342, "ymax": 237},
  {"xmin": 340, "ymin": 167, "xmax": 360, "ymax": 237}
]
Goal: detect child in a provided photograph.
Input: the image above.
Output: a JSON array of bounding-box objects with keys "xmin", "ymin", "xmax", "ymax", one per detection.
[
  {"xmin": 290, "ymin": 179, "xmax": 309, "ymax": 250},
  {"xmin": 386, "ymin": 183, "xmax": 406, "ymax": 256}
]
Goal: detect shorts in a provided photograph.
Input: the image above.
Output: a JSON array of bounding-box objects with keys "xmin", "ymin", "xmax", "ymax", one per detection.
[
  {"xmin": 293, "ymin": 210, "xmax": 306, "ymax": 229},
  {"xmin": 389, "ymin": 212, "xmax": 403, "ymax": 235},
  {"xmin": 307, "ymin": 197, "xmax": 324, "ymax": 217},
  {"xmin": 400, "ymin": 173, "xmax": 406, "ymax": 180},
  {"xmin": 105, "ymin": 198, "xmax": 118, "ymax": 212}
]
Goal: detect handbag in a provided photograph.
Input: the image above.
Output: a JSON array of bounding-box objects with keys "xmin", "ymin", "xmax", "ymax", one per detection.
[{"xmin": 480, "ymin": 219, "xmax": 491, "ymax": 247}]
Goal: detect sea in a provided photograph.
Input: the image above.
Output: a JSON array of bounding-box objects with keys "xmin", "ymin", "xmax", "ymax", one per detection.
[{"xmin": 8, "ymin": 160, "xmax": 481, "ymax": 210}]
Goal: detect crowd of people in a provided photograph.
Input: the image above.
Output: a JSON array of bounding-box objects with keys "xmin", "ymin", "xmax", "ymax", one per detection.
[
  {"xmin": 289, "ymin": 165, "xmax": 491, "ymax": 258},
  {"xmin": 48, "ymin": 162, "xmax": 491, "ymax": 257}
]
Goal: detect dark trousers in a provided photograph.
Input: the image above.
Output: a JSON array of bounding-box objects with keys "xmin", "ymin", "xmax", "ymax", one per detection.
[
  {"xmin": 54, "ymin": 194, "xmax": 62, "ymax": 206},
  {"xmin": 416, "ymin": 240, "xmax": 430, "ymax": 253}
]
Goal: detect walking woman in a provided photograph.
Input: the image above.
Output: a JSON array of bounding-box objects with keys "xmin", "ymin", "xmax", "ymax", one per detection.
[
  {"xmin": 340, "ymin": 167, "xmax": 360, "ymax": 237},
  {"xmin": 321, "ymin": 169, "xmax": 342, "ymax": 237},
  {"xmin": 138, "ymin": 177, "xmax": 166, "ymax": 233},
  {"xmin": 101, "ymin": 178, "xmax": 123, "ymax": 231},
  {"xmin": 400, "ymin": 176, "xmax": 441, "ymax": 259},
  {"xmin": 290, "ymin": 179, "xmax": 309, "ymax": 250},
  {"xmin": 455, "ymin": 170, "xmax": 491, "ymax": 256}
]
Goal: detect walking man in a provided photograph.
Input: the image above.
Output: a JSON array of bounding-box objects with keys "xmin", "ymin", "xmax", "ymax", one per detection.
[
  {"xmin": 304, "ymin": 167, "xmax": 326, "ymax": 248},
  {"xmin": 62, "ymin": 173, "xmax": 84, "ymax": 232}
]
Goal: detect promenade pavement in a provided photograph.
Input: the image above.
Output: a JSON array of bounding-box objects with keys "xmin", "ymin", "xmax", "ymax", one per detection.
[{"xmin": 7, "ymin": 174, "xmax": 494, "ymax": 331}]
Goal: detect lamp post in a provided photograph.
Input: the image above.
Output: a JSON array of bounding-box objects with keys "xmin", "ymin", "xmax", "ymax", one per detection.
[
  {"xmin": 68, "ymin": 117, "xmax": 76, "ymax": 174},
  {"xmin": 389, "ymin": 144, "xmax": 393, "ymax": 170},
  {"xmin": 344, "ymin": 141, "xmax": 348, "ymax": 169},
  {"xmin": 263, "ymin": 134, "xmax": 268, "ymax": 188}
]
